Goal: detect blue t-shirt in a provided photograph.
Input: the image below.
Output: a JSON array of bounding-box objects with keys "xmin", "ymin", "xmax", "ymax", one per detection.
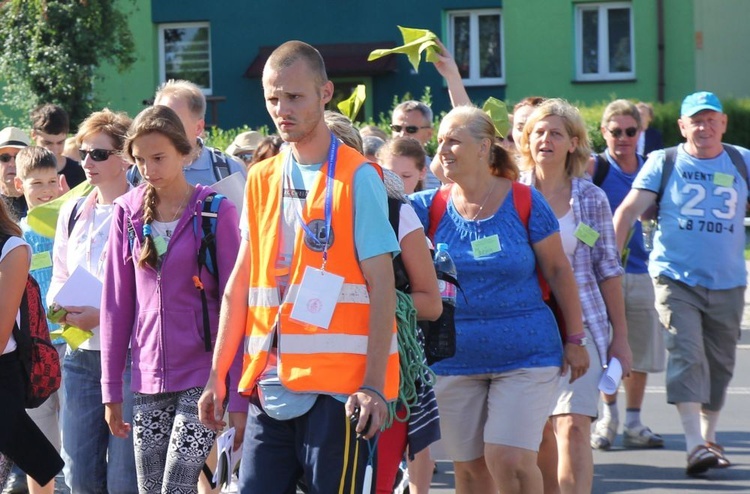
[
  {"xmin": 409, "ymin": 185, "xmax": 563, "ymax": 375},
  {"xmin": 633, "ymin": 144, "xmax": 750, "ymax": 289},
  {"xmin": 20, "ymin": 218, "xmax": 59, "ymax": 334},
  {"xmin": 596, "ymin": 150, "xmax": 649, "ymax": 274}
]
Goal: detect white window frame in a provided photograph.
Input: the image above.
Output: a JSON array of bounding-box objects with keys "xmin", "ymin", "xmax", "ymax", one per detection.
[
  {"xmin": 575, "ymin": 2, "xmax": 635, "ymax": 81},
  {"xmin": 446, "ymin": 9, "xmax": 505, "ymax": 86},
  {"xmin": 158, "ymin": 22, "xmax": 213, "ymax": 95}
]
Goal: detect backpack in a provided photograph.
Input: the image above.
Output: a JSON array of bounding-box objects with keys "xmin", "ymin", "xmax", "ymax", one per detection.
[
  {"xmin": 126, "ymin": 146, "xmax": 233, "ymax": 187},
  {"xmin": 591, "ymin": 152, "xmax": 647, "ymax": 187},
  {"xmin": 426, "ymin": 182, "xmax": 568, "ymax": 341},
  {"xmin": 126, "ymin": 193, "xmax": 225, "ymax": 352},
  {"xmin": 0, "ymin": 235, "xmax": 62, "ymax": 408}
]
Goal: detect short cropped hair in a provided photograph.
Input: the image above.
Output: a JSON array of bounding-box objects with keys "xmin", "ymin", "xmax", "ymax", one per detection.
[
  {"xmin": 75, "ymin": 108, "xmax": 132, "ymax": 152},
  {"xmin": 393, "ymin": 101, "xmax": 433, "ymax": 123},
  {"xmin": 636, "ymin": 101, "xmax": 654, "ymax": 119},
  {"xmin": 30, "ymin": 104, "xmax": 70, "ymax": 135},
  {"xmin": 15, "ymin": 146, "xmax": 57, "ymax": 179},
  {"xmin": 154, "ymin": 79, "xmax": 206, "ymax": 120},
  {"xmin": 265, "ymin": 40, "xmax": 328, "ymax": 88},
  {"xmin": 601, "ymin": 99, "xmax": 642, "ymax": 129}
]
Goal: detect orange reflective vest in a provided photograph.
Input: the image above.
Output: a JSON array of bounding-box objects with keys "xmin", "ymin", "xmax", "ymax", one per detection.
[{"xmin": 237, "ymin": 144, "xmax": 399, "ymax": 400}]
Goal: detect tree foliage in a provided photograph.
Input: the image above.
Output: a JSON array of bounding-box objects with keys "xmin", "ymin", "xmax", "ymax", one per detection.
[{"xmin": 0, "ymin": 0, "xmax": 136, "ymax": 126}]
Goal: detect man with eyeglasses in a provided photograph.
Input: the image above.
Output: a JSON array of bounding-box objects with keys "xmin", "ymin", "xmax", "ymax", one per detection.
[
  {"xmin": 587, "ymin": 99, "xmax": 665, "ymax": 452},
  {"xmin": 390, "ymin": 101, "xmax": 441, "ymax": 189},
  {"xmin": 0, "ymin": 127, "xmax": 30, "ymax": 221},
  {"xmin": 613, "ymin": 91, "xmax": 750, "ymax": 476}
]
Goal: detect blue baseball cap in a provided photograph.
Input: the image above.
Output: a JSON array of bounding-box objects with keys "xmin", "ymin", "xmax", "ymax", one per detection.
[{"xmin": 681, "ymin": 91, "xmax": 723, "ymax": 117}]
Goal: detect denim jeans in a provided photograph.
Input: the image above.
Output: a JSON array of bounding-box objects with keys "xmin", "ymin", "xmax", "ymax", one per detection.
[{"xmin": 61, "ymin": 348, "xmax": 138, "ymax": 494}]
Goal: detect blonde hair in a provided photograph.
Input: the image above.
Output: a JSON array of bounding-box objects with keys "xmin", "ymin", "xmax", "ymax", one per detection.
[
  {"xmin": 601, "ymin": 99, "xmax": 642, "ymax": 129},
  {"xmin": 518, "ymin": 98, "xmax": 591, "ymax": 178},
  {"xmin": 443, "ymin": 106, "xmax": 518, "ymax": 180},
  {"xmin": 124, "ymin": 105, "xmax": 192, "ymax": 269},
  {"xmin": 325, "ymin": 111, "xmax": 363, "ymax": 154},
  {"xmin": 75, "ymin": 108, "xmax": 132, "ymax": 151}
]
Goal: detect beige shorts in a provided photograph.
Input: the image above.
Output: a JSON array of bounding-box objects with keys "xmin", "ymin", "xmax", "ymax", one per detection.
[
  {"xmin": 551, "ymin": 327, "xmax": 602, "ymax": 418},
  {"xmin": 623, "ymin": 273, "xmax": 666, "ymax": 373},
  {"xmin": 433, "ymin": 367, "xmax": 559, "ymax": 461},
  {"xmin": 26, "ymin": 390, "xmax": 61, "ymax": 451}
]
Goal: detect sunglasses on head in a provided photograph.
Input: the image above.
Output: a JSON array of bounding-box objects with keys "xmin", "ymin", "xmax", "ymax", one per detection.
[
  {"xmin": 607, "ymin": 127, "xmax": 638, "ymax": 138},
  {"xmin": 390, "ymin": 124, "xmax": 432, "ymax": 134},
  {"xmin": 0, "ymin": 153, "xmax": 16, "ymax": 163},
  {"xmin": 79, "ymin": 148, "xmax": 117, "ymax": 162}
]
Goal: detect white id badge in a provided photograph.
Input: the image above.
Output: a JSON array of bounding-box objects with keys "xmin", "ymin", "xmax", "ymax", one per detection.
[{"xmin": 290, "ymin": 266, "xmax": 344, "ymax": 329}]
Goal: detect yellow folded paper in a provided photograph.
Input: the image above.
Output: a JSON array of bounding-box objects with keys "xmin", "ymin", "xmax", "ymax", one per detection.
[
  {"xmin": 482, "ymin": 97, "xmax": 510, "ymax": 138},
  {"xmin": 61, "ymin": 325, "xmax": 94, "ymax": 350},
  {"xmin": 27, "ymin": 181, "xmax": 94, "ymax": 239},
  {"xmin": 368, "ymin": 26, "xmax": 440, "ymax": 72},
  {"xmin": 337, "ymin": 84, "xmax": 366, "ymax": 121}
]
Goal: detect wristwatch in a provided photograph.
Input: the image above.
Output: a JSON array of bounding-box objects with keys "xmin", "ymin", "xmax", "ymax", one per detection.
[{"xmin": 566, "ymin": 332, "xmax": 589, "ymax": 347}]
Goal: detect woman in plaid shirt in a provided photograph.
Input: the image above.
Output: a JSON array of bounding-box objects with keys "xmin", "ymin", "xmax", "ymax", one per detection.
[{"xmin": 519, "ymin": 98, "xmax": 632, "ymax": 494}]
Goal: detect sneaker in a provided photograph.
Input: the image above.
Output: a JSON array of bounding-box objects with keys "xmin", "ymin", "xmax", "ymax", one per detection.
[
  {"xmin": 623, "ymin": 424, "xmax": 664, "ymax": 448},
  {"xmin": 591, "ymin": 417, "xmax": 619, "ymax": 450}
]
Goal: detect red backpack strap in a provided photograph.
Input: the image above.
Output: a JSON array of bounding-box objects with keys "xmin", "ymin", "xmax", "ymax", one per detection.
[
  {"xmin": 427, "ymin": 184, "xmax": 453, "ymax": 243},
  {"xmin": 512, "ymin": 181, "xmax": 532, "ymax": 230}
]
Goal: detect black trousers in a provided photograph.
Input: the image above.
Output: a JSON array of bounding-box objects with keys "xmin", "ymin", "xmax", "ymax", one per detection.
[{"xmin": 0, "ymin": 351, "xmax": 63, "ymax": 486}]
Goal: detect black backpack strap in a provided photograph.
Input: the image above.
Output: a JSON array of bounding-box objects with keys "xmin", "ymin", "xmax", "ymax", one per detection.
[
  {"xmin": 592, "ymin": 153, "xmax": 610, "ymax": 186},
  {"xmin": 209, "ymin": 147, "xmax": 232, "ymax": 181},
  {"xmin": 66, "ymin": 197, "xmax": 86, "ymax": 238},
  {"xmin": 387, "ymin": 197, "xmax": 410, "ymax": 292},
  {"xmin": 657, "ymin": 146, "xmax": 679, "ymax": 205},
  {"xmin": 195, "ymin": 193, "xmax": 223, "ymax": 352},
  {"xmin": 722, "ymin": 143, "xmax": 749, "ymax": 188},
  {"xmin": 126, "ymin": 165, "xmax": 142, "ymax": 187}
]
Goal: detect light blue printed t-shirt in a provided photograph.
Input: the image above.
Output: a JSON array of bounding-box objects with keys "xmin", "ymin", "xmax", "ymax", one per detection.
[
  {"xmin": 410, "ymin": 186, "xmax": 563, "ymax": 375},
  {"xmin": 633, "ymin": 144, "xmax": 750, "ymax": 289}
]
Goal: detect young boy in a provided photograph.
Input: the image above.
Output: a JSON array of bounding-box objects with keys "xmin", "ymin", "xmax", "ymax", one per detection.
[
  {"xmin": 30, "ymin": 104, "xmax": 86, "ymax": 189},
  {"xmin": 13, "ymin": 146, "xmax": 63, "ymax": 494}
]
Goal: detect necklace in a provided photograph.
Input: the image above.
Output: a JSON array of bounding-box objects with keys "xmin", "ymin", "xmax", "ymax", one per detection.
[
  {"xmin": 157, "ymin": 185, "xmax": 192, "ymax": 223},
  {"xmin": 456, "ymin": 179, "xmax": 497, "ymax": 221}
]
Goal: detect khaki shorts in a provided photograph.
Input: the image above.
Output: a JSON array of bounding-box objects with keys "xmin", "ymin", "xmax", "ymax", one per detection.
[
  {"xmin": 622, "ymin": 273, "xmax": 665, "ymax": 373},
  {"xmin": 551, "ymin": 327, "xmax": 602, "ymax": 418},
  {"xmin": 433, "ymin": 367, "xmax": 559, "ymax": 461}
]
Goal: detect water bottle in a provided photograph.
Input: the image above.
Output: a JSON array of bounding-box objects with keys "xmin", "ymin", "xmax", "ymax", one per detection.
[
  {"xmin": 434, "ymin": 243, "xmax": 457, "ymax": 306},
  {"xmin": 427, "ymin": 243, "xmax": 457, "ymax": 363},
  {"xmin": 641, "ymin": 219, "xmax": 656, "ymax": 252}
]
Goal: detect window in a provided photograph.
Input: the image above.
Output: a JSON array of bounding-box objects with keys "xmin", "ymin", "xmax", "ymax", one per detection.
[
  {"xmin": 447, "ymin": 9, "xmax": 504, "ymax": 86},
  {"xmin": 575, "ymin": 3, "xmax": 635, "ymax": 81},
  {"xmin": 158, "ymin": 22, "xmax": 212, "ymax": 94}
]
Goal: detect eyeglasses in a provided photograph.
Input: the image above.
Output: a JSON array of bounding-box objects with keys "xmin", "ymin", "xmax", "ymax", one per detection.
[
  {"xmin": 0, "ymin": 153, "xmax": 17, "ymax": 163},
  {"xmin": 236, "ymin": 152, "xmax": 254, "ymax": 162},
  {"xmin": 79, "ymin": 148, "xmax": 117, "ymax": 162},
  {"xmin": 607, "ymin": 127, "xmax": 638, "ymax": 139},
  {"xmin": 390, "ymin": 124, "xmax": 432, "ymax": 134}
]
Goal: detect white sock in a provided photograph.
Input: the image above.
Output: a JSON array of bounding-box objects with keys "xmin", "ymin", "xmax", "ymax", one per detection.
[
  {"xmin": 625, "ymin": 408, "xmax": 642, "ymax": 430},
  {"xmin": 676, "ymin": 402, "xmax": 703, "ymax": 453},
  {"xmin": 701, "ymin": 409, "xmax": 721, "ymax": 444},
  {"xmin": 602, "ymin": 399, "xmax": 619, "ymax": 423}
]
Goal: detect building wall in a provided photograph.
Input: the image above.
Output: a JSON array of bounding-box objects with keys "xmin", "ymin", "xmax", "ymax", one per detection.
[
  {"xmin": 94, "ymin": 0, "xmax": 157, "ymax": 120},
  {"xmin": 693, "ymin": 0, "xmax": 750, "ymax": 99}
]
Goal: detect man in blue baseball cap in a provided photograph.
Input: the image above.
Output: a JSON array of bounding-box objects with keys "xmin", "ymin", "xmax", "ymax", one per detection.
[{"xmin": 612, "ymin": 90, "xmax": 750, "ymax": 476}]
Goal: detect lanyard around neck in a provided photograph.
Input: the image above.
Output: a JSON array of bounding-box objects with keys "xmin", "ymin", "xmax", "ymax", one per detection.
[{"xmin": 285, "ymin": 133, "xmax": 338, "ymax": 270}]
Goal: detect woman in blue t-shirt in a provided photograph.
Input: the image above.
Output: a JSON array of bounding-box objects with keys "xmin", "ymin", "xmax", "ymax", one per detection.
[{"xmin": 410, "ymin": 106, "xmax": 587, "ymax": 494}]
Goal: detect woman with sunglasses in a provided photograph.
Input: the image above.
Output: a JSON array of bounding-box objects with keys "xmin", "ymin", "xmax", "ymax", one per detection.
[
  {"xmin": 100, "ymin": 105, "xmax": 244, "ymax": 493},
  {"xmin": 47, "ymin": 109, "xmax": 140, "ymax": 494},
  {"xmin": 518, "ymin": 99, "xmax": 632, "ymax": 494}
]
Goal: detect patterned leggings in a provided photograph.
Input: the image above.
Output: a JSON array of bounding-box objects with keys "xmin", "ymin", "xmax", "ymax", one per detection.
[{"xmin": 133, "ymin": 387, "xmax": 216, "ymax": 494}]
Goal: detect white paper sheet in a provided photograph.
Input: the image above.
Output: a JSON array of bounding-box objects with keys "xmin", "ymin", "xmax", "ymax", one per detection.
[
  {"xmin": 53, "ymin": 265, "xmax": 103, "ymax": 308},
  {"xmin": 213, "ymin": 427, "xmax": 242, "ymax": 489},
  {"xmin": 210, "ymin": 172, "xmax": 246, "ymax": 210},
  {"xmin": 598, "ymin": 357, "xmax": 623, "ymax": 394}
]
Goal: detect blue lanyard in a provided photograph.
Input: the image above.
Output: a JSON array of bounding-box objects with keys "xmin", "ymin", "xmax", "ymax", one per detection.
[{"xmin": 289, "ymin": 133, "xmax": 338, "ymax": 270}]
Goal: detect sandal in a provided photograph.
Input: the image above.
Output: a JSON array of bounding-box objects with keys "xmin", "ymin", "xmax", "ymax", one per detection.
[
  {"xmin": 686, "ymin": 444, "xmax": 719, "ymax": 476},
  {"xmin": 706, "ymin": 442, "xmax": 731, "ymax": 468}
]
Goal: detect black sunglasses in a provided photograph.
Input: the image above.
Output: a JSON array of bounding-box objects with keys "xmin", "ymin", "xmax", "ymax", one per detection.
[
  {"xmin": 79, "ymin": 148, "xmax": 117, "ymax": 162},
  {"xmin": 0, "ymin": 153, "xmax": 16, "ymax": 163},
  {"xmin": 236, "ymin": 152, "xmax": 254, "ymax": 162},
  {"xmin": 390, "ymin": 124, "xmax": 432, "ymax": 134},
  {"xmin": 607, "ymin": 127, "xmax": 638, "ymax": 138}
]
